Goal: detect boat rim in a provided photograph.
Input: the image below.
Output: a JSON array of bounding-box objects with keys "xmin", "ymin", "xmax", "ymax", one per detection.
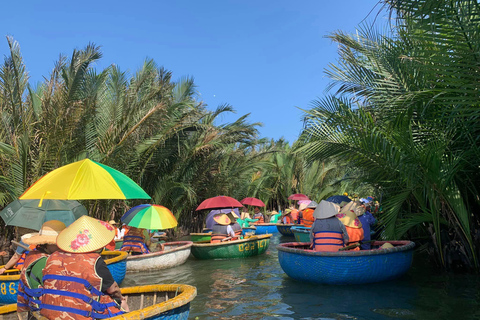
[
  {"xmin": 277, "ymin": 240, "xmax": 415, "ymax": 257},
  {"xmin": 126, "ymin": 241, "xmax": 193, "ymax": 260},
  {"xmin": 192, "ymin": 234, "xmax": 272, "ymax": 247}
]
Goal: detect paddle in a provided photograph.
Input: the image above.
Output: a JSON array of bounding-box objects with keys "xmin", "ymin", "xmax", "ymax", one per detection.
[{"xmin": 339, "ymin": 240, "xmax": 376, "ymax": 251}]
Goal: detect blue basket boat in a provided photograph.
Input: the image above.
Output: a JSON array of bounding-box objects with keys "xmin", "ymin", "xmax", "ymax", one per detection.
[
  {"xmin": 0, "ymin": 251, "xmax": 127, "ymax": 305},
  {"xmin": 253, "ymin": 223, "xmax": 279, "ymax": 235},
  {"xmin": 291, "ymin": 226, "xmax": 311, "ymax": 242},
  {"xmin": 277, "ymin": 241, "xmax": 415, "ymax": 285},
  {"xmin": 241, "ymin": 226, "xmax": 256, "ymax": 235},
  {"xmin": 276, "ymin": 224, "xmax": 300, "ymax": 237}
]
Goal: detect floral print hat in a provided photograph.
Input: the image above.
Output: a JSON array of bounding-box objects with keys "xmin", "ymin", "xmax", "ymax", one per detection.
[
  {"xmin": 56, "ymin": 216, "xmax": 115, "ymax": 253},
  {"xmin": 337, "ymin": 201, "xmax": 363, "ymax": 229}
]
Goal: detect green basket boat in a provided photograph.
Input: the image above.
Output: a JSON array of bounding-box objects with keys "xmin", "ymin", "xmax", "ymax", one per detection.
[
  {"xmin": 190, "ymin": 232, "xmax": 212, "ymax": 242},
  {"xmin": 191, "ymin": 234, "xmax": 272, "ymax": 260}
]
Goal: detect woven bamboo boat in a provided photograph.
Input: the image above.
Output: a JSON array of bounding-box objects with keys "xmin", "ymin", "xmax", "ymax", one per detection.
[
  {"xmin": 191, "ymin": 234, "xmax": 272, "ymax": 260},
  {"xmin": 241, "ymin": 226, "xmax": 256, "ymax": 235},
  {"xmin": 291, "ymin": 226, "xmax": 311, "ymax": 242},
  {"xmin": 126, "ymin": 241, "xmax": 192, "ymax": 272},
  {"xmin": 0, "ymin": 251, "xmax": 127, "ymax": 305},
  {"xmin": 252, "ymin": 223, "xmax": 278, "ymax": 235},
  {"xmin": 277, "ymin": 241, "xmax": 415, "ymax": 285},
  {"xmin": 276, "ymin": 224, "xmax": 302, "ymax": 237},
  {"xmin": 190, "ymin": 232, "xmax": 212, "ymax": 242},
  {"xmin": 0, "ymin": 284, "xmax": 197, "ymax": 320}
]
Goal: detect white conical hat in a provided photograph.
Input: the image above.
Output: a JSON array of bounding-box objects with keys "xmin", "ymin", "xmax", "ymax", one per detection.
[{"xmin": 312, "ymin": 200, "xmax": 340, "ymax": 219}]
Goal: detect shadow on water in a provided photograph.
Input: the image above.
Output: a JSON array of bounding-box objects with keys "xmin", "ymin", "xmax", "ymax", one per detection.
[{"xmin": 122, "ymin": 234, "xmax": 480, "ymax": 319}]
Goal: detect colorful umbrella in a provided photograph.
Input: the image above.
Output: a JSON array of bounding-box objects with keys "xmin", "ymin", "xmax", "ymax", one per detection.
[
  {"xmin": 195, "ymin": 196, "xmax": 243, "ymax": 211},
  {"xmin": 0, "ymin": 199, "xmax": 87, "ymax": 231},
  {"xmin": 121, "ymin": 204, "xmax": 177, "ymax": 230},
  {"xmin": 288, "ymin": 194, "xmax": 309, "ymax": 201},
  {"xmin": 19, "ymin": 159, "xmax": 150, "ymax": 203},
  {"xmin": 240, "ymin": 197, "xmax": 266, "ymax": 207}
]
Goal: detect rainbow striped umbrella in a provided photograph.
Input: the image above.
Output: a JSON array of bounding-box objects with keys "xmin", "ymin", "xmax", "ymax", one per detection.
[
  {"xmin": 121, "ymin": 204, "xmax": 178, "ymax": 230},
  {"xmin": 20, "ymin": 159, "xmax": 150, "ymax": 203}
]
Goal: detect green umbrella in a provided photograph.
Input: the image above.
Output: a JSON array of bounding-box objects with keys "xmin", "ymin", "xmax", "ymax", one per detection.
[{"xmin": 0, "ymin": 199, "xmax": 88, "ymax": 231}]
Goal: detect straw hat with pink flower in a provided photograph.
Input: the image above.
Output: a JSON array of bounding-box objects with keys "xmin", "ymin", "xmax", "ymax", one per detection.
[
  {"xmin": 337, "ymin": 202, "xmax": 363, "ymax": 228},
  {"xmin": 56, "ymin": 216, "xmax": 115, "ymax": 253}
]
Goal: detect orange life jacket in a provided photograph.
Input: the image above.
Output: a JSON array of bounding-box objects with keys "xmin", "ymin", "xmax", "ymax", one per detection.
[
  {"xmin": 211, "ymin": 224, "xmax": 229, "ymax": 243},
  {"xmin": 345, "ymin": 226, "xmax": 364, "ymax": 251},
  {"xmin": 290, "ymin": 209, "xmax": 299, "ymax": 223},
  {"xmin": 40, "ymin": 251, "xmax": 124, "ymax": 320},
  {"xmin": 302, "ymin": 209, "xmax": 315, "ymax": 228},
  {"xmin": 283, "ymin": 215, "xmax": 292, "ymax": 224},
  {"xmin": 17, "ymin": 250, "xmax": 48, "ymax": 313},
  {"xmin": 120, "ymin": 228, "xmax": 149, "ymax": 254},
  {"xmin": 253, "ymin": 213, "xmax": 265, "ymax": 224},
  {"xmin": 15, "ymin": 244, "xmax": 37, "ymax": 270},
  {"xmin": 312, "ymin": 231, "xmax": 344, "ymax": 252},
  {"xmin": 105, "ymin": 239, "xmax": 116, "ymax": 251}
]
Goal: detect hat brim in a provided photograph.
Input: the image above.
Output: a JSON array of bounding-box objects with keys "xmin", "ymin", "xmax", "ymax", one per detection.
[
  {"xmin": 213, "ymin": 214, "xmax": 231, "ymax": 226},
  {"xmin": 312, "ymin": 200, "xmax": 340, "ymax": 219},
  {"xmin": 22, "ymin": 233, "xmax": 57, "ymax": 245}
]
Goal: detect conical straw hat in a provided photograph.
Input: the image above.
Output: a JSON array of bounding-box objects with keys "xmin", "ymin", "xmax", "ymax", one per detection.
[
  {"xmin": 213, "ymin": 213, "xmax": 231, "ymax": 226},
  {"xmin": 57, "ymin": 216, "xmax": 115, "ymax": 253},
  {"xmin": 312, "ymin": 200, "xmax": 340, "ymax": 219},
  {"xmin": 22, "ymin": 220, "xmax": 66, "ymax": 245},
  {"xmin": 337, "ymin": 202, "xmax": 363, "ymax": 228}
]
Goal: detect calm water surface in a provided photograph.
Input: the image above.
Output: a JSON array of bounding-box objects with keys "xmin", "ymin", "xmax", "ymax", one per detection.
[{"xmin": 122, "ymin": 234, "xmax": 480, "ymax": 319}]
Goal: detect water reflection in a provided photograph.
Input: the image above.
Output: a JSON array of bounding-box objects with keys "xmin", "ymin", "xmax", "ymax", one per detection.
[{"xmin": 122, "ymin": 234, "xmax": 480, "ymax": 320}]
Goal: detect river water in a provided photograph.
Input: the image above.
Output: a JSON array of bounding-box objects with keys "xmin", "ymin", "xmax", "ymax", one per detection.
[{"xmin": 122, "ymin": 234, "xmax": 480, "ymax": 319}]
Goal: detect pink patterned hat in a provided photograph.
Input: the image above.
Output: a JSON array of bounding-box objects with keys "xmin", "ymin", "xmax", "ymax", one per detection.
[{"xmin": 56, "ymin": 216, "xmax": 115, "ymax": 253}]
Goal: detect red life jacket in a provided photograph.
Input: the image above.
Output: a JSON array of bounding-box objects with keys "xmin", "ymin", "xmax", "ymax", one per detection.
[
  {"xmin": 40, "ymin": 251, "xmax": 124, "ymax": 320},
  {"xmin": 15, "ymin": 244, "xmax": 37, "ymax": 270},
  {"xmin": 17, "ymin": 250, "xmax": 48, "ymax": 313},
  {"xmin": 120, "ymin": 228, "xmax": 149, "ymax": 254},
  {"xmin": 302, "ymin": 209, "xmax": 315, "ymax": 228},
  {"xmin": 105, "ymin": 239, "xmax": 116, "ymax": 251},
  {"xmin": 312, "ymin": 231, "xmax": 344, "ymax": 252}
]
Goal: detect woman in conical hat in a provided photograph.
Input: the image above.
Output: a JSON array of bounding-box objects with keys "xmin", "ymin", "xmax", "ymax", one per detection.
[
  {"xmin": 337, "ymin": 201, "xmax": 364, "ymax": 250},
  {"xmin": 211, "ymin": 213, "xmax": 236, "ymax": 243},
  {"xmin": 41, "ymin": 216, "xmax": 129, "ymax": 318},
  {"xmin": 309, "ymin": 200, "xmax": 349, "ymax": 252},
  {"xmin": 17, "ymin": 220, "xmax": 66, "ymax": 317}
]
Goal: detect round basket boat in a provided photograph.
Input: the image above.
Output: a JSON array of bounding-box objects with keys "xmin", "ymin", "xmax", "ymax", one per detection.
[
  {"xmin": 276, "ymin": 224, "xmax": 301, "ymax": 237},
  {"xmin": 126, "ymin": 241, "xmax": 193, "ymax": 272},
  {"xmin": 277, "ymin": 241, "xmax": 415, "ymax": 285},
  {"xmin": 0, "ymin": 250, "xmax": 127, "ymax": 305},
  {"xmin": 252, "ymin": 223, "xmax": 278, "ymax": 235},
  {"xmin": 191, "ymin": 234, "xmax": 272, "ymax": 260},
  {"xmin": 291, "ymin": 226, "xmax": 311, "ymax": 242}
]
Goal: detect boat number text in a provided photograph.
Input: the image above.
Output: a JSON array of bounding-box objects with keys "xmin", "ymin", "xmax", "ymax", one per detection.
[
  {"xmin": 239, "ymin": 239, "xmax": 267, "ymax": 252},
  {"xmin": 0, "ymin": 282, "xmax": 16, "ymax": 295}
]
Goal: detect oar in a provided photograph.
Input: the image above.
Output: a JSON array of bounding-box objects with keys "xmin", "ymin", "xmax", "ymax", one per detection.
[
  {"xmin": 12, "ymin": 240, "xmax": 30, "ymax": 251},
  {"xmin": 339, "ymin": 240, "xmax": 376, "ymax": 251}
]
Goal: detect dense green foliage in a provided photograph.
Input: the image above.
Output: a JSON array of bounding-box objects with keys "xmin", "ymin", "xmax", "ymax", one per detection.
[{"xmin": 299, "ymin": 0, "xmax": 480, "ymax": 271}]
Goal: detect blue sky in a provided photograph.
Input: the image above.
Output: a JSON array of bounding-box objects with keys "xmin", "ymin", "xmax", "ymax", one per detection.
[{"xmin": 0, "ymin": 0, "xmax": 382, "ymax": 143}]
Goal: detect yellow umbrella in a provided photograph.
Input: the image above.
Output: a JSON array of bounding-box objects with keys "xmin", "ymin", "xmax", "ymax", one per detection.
[{"xmin": 20, "ymin": 159, "xmax": 150, "ymax": 205}]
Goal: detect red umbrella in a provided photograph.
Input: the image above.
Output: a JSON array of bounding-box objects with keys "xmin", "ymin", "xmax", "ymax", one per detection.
[
  {"xmin": 240, "ymin": 197, "xmax": 266, "ymax": 207},
  {"xmin": 288, "ymin": 194, "xmax": 309, "ymax": 201},
  {"xmin": 196, "ymin": 196, "xmax": 243, "ymax": 211}
]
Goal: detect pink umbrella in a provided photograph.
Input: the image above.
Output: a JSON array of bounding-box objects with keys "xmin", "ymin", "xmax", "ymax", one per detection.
[
  {"xmin": 288, "ymin": 194, "xmax": 309, "ymax": 201},
  {"xmin": 240, "ymin": 197, "xmax": 266, "ymax": 207},
  {"xmin": 196, "ymin": 196, "xmax": 243, "ymax": 211}
]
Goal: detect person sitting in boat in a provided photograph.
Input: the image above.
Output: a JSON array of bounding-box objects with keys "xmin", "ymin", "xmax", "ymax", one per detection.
[
  {"xmin": 253, "ymin": 206, "xmax": 265, "ymax": 223},
  {"xmin": 301, "ymin": 201, "xmax": 317, "ymax": 228},
  {"xmin": 226, "ymin": 211, "xmax": 242, "ymax": 240},
  {"xmin": 288, "ymin": 205, "xmax": 300, "ymax": 224},
  {"xmin": 269, "ymin": 210, "xmax": 282, "ymax": 223},
  {"xmin": 337, "ymin": 201, "xmax": 364, "ymax": 250},
  {"xmin": 17, "ymin": 220, "xmax": 66, "ymax": 318},
  {"xmin": 211, "ymin": 214, "xmax": 236, "ymax": 243},
  {"xmin": 281, "ymin": 209, "xmax": 293, "ymax": 224},
  {"xmin": 40, "ymin": 216, "xmax": 129, "ymax": 319},
  {"xmin": 240, "ymin": 206, "xmax": 251, "ymax": 220},
  {"xmin": 120, "ymin": 226, "xmax": 151, "ymax": 255},
  {"xmin": 0, "ymin": 227, "xmax": 36, "ymax": 275},
  {"xmin": 356, "ymin": 201, "xmax": 377, "ymax": 250},
  {"xmin": 310, "ymin": 200, "xmax": 349, "ymax": 252}
]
